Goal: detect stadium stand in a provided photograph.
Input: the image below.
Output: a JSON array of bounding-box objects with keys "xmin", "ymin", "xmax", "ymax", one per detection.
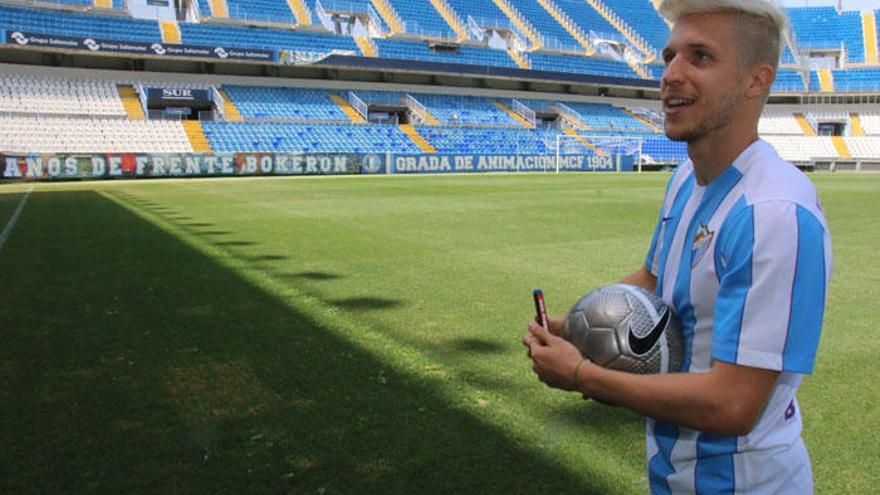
[
  {"xmin": 384, "ymin": 0, "xmax": 454, "ymax": 39},
  {"xmin": 832, "ymin": 68, "xmax": 880, "ymax": 93},
  {"xmin": 374, "ymin": 38, "xmax": 517, "ymax": 67},
  {"xmin": 0, "ymin": 5, "xmax": 162, "ymax": 42},
  {"xmin": 528, "ymin": 52, "xmax": 637, "ymax": 78},
  {"xmin": 844, "ymin": 136, "xmax": 880, "ymax": 159},
  {"xmin": 773, "ymin": 69, "xmax": 806, "ymax": 93},
  {"xmin": 411, "ymin": 94, "xmax": 518, "ymax": 126},
  {"xmin": 510, "ymin": 0, "xmax": 579, "ymax": 50},
  {"xmin": 0, "ymin": 115, "xmax": 192, "ymax": 153},
  {"xmin": 553, "ymin": 0, "xmax": 620, "ymax": 44},
  {"xmin": 221, "ymin": 86, "xmax": 349, "ymax": 121},
  {"xmin": 224, "ymin": 0, "xmax": 298, "ymax": 24},
  {"xmin": 601, "ymin": 0, "xmax": 668, "ymax": 56},
  {"xmin": 415, "ymin": 126, "xmax": 554, "ymax": 154},
  {"xmin": 444, "ymin": 0, "xmax": 507, "ymax": 31},
  {"xmin": 858, "ymin": 109, "xmax": 880, "ymax": 134},
  {"xmin": 0, "ymin": 74, "xmax": 125, "ymax": 117},
  {"xmin": 202, "ymin": 122, "xmax": 422, "ymax": 153},
  {"xmin": 759, "ymin": 107, "xmax": 808, "ymax": 136},
  {"xmin": 178, "ymin": 22, "xmax": 358, "ymax": 53},
  {"xmin": 560, "ymin": 102, "xmax": 652, "ymax": 132},
  {"xmin": 3, "ymin": 2, "xmax": 880, "ymax": 175},
  {"xmin": 787, "ymin": 7, "xmax": 865, "ymax": 63},
  {"xmin": 640, "ymin": 135, "xmax": 686, "ymax": 163},
  {"xmin": 762, "ymin": 135, "xmax": 839, "ymax": 162}
]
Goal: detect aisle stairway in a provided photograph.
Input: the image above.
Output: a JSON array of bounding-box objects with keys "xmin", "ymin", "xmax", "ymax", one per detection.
[
  {"xmin": 583, "ymin": 0, "xmax": 656, "ymax": 61},
  {"xmin": 286, "ymin": 0, "xmax": 311, "ymax": 25},
  {"xmin": 330, "ymin": 94, "xmax": 367, "ymax": 124},
  {"xmin": 535, "ymin": 0, "xmax": 594, "ymax": 54},
  {"xmin": 218, "ymin": 88, "xmax": 243, "ymax": 121},
  {"xmin": 182, "ymin": 120, "xmax": 213, "ymax": 153},
  {"xmin": 492, "ymin": 0, "xmax": 543, "ymax": 48},
  {"xmin": 862, "ymin": 11, "xmax": 878, "ymax": 65},
  {"xmin": 429, "ymin": 0, "xmax": 470, "ymax": 41},
  {"xmin": 494, "ymin": 101, "xmax": 535, "ymax": 128},
  {"xmin": 794, "ymin": 113, "xmax": 816, "ymax": 136},
  {"xmin": 850, "ymin": 113, "xmax": 865, "ymax": 136},
  {"xmin": 117, "ymin": 86, "xmax": 145, "ymax": 120},
  {"xmin": 817, "ymin": 69, "xmax": 834, "ymax": 92},
  {"xmin": 208, "ymin": 0, "xmax": 228, "ymax": 18},
  {"xmin": 160, "ymin": 21, "xmax": 181, "ymax": 44},
  {"xmin": 399, "ymin": 124, "xmax": 437, "ymax": 153},
  {"xmin": 370, "ymin": 0, "xmax": 403, "ymax": 34}
]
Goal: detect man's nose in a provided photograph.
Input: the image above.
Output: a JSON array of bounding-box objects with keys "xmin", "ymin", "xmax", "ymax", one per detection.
[{"xmin": 661, "ymin": 55, "xmax": 684, "ymax": 88}]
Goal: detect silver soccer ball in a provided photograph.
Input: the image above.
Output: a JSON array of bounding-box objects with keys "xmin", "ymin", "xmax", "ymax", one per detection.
[{"xmin": 562, "ymin": 284, "xmax": 684, "ymax": 374}]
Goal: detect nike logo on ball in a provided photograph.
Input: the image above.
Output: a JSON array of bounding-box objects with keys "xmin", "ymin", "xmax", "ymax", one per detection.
[{"xmin": 629, "ymin": 309, "xmax": 670, "ymax": 355}]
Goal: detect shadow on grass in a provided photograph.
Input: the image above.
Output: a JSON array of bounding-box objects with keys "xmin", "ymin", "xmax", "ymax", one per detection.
[
  {"xmin": 330, "ymin": 297, "xmax": 404, "ymax": 310},
  {"xmin": 213, "ymin": 240, "xmax": 260, "ymax": 248},
  {"xmin": 285, "ymin": 271, "xmax": 343, "ymax": 281},
  {"xmin": 0, "ymin": 190, "xmax": 621, "ymax": 494},
  {"xmin": 450, "ymin": 338, "xmax": 509, "ymax": 355}
]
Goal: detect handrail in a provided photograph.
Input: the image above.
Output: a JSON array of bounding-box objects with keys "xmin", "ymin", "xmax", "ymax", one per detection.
[
  {"xmin": 512, "ymin": 99, "xmax": 536, "ymax": 127},
  {"xmin": 553, "ymin": 102, "xmax": 585, "ymax": 127},
  {"xmin": 366, "ymin": 3, "xmax": 386, "ymax": 36},
  {"xmin": 348, "ymin": 90, "xmax": 368, "ymax": 119},
  {"xmin": 404, "ymin": 94, "xmax": 432, "ymax": 124},
  {"xmin": 314, "ymin": 0, "xmax": 335, "ymax": 32}
]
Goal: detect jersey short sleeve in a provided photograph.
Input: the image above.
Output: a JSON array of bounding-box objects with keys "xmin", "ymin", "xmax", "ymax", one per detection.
[{"xmin": 711, "ymin": 200, "xmax": 829, "ymax": 374}]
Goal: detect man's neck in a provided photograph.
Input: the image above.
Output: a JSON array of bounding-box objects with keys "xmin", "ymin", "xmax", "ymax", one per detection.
[{"xmin": 687, "ymin": 129, "xmax": 759, "ymax": 186}]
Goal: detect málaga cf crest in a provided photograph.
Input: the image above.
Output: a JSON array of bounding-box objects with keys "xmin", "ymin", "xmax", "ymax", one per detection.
[{"xmin": 691, "ymin": 222, "xmax": 714, "ymax": 269}]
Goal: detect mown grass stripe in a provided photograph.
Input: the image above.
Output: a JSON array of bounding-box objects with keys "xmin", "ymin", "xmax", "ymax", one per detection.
[{"xmin": 0, "ymin": 186, "xmax": 33, "ymax": 254}]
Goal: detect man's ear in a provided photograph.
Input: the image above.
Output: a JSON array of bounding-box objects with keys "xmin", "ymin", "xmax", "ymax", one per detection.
[{"xmin": 746, "ymin": 63, "xmax": 775, "ymax": 99}]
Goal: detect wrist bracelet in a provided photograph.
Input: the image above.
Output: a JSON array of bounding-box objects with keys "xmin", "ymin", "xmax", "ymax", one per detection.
[{"xmin": 573, "ymin": 358, "xmax": 588, "ymax": 391}]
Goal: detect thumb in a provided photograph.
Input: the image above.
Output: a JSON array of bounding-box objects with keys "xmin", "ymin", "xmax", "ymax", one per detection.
[{"xmin": 528, "ymin": 321, "xmax": 554, "ymax": 346}]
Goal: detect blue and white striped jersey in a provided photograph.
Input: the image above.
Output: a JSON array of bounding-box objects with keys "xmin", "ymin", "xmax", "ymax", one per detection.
[{"xmin": 643, "ymin": 139, "xmax": 832, "ymax": 494}]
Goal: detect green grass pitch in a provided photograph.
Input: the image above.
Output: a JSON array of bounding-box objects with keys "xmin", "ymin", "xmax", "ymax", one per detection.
[{"xmin": 0, "ymin": 173, "xmax": 877, "ymax": 493}]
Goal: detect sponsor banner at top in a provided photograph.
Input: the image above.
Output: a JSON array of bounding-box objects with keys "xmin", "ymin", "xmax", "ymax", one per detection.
[{"xmin": 4, "ymin": 31, "xmax": 277, "ymax": 62}]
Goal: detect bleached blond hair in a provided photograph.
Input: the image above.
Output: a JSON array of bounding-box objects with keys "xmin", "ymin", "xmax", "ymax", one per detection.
[{"xmin": 659, "ymin": 0, "xmax": 787, "ymax": 70}]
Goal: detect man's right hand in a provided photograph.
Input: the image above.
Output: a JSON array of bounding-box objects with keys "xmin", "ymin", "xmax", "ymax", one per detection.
[{"xmin": 535, "ymin": 314, "xmax": 566, "ymax": 336}]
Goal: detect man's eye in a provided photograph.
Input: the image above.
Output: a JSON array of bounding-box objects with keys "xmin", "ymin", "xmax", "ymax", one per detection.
[{"xmin": 696, "ymin": 51, "xmax": 711, "ymax": 62}]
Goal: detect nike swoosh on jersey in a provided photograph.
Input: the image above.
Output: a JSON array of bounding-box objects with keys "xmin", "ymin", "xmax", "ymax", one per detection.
[{"xmin": 629, "ymin": 308, "xmax": 671, "ymax": 356}]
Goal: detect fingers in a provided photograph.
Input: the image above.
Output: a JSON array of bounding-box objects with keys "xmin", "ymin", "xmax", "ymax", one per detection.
[
  {"xmin": 528, "ymin": 320, "xmax": 552, "ymax": 345},
  {"xmin": 547, "ymin": 315, "xmax": 566, "ymax": 336}
]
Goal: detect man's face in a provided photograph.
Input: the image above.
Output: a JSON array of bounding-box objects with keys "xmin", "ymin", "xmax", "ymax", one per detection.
[{"xmin": 661, "ymin": 13, "xmax": 746, "ymax": 143}]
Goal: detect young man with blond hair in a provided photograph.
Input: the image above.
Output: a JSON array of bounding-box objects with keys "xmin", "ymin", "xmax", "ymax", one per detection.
[{"xmin": 523, "ymin": 1, "xmax": 832, "ymax": 492}]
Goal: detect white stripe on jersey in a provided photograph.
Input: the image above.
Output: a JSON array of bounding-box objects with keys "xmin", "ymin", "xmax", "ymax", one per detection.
[{"xmin": 738, "ymin": 201, "xmax": 799, "ymax": 370}]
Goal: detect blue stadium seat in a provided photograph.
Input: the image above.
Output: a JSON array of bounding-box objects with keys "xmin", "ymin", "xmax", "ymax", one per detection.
[
  {"xmin": 225, "ymin": 0, "xmax": 297, "ymax": 24},
  {"xmin": 411, "ymin": 94, "xmax": 517, "ymax": 126},
  {"xmin": 179, "ymin": 22, "xmax": 358, "ymax": 53},
  {"xmin": 375, "ymin": 38, "xmax": 517, "ymax": 68},
  {"xmin": 224, "ymin": 86, "xmax": 349, "ymax": 120},
  {"xmin": 510, "ymin": 0, "xmax": 580, "ymax": 50},
  {"xmin": 529, "ymin": 52, "xmax": 638, "ymax": 79},
  {"xmin": 563, "ymin": 102, "xmax": 653, "ymax": 132},
  {"xmin": 0, "ymin": 5, "xmax": 161, "ymax": 42},
  {"xmin": 787, "ymin": 7, "xmax": 865, "ymax": 63},
  {"xmin": 600, "ymin": 0, "xmax": 669, "ymax": 55},
  {"xmin": 831, "ymin": 68, "xmax": 880, "ymax": 92},
  {"xmin": 773, "ymin": 69, "xmax": 806, "ymax": 93},
  {"xmin": 386, "ymin": 0, "xmax": 455, "ymax": 38},
  {"xmin": 202, "ymin": 122, "xmax": 423, "ymax": 153}
]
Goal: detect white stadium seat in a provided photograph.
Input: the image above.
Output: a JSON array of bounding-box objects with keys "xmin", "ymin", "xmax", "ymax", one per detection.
[{"xmin": 0, "ymin": 115, "xmax": 193, "ymax": 154}]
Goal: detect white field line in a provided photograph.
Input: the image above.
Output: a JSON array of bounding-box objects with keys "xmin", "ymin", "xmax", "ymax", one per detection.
[{"xmin": 0, "ymin": 186, "xmax": 34, "ymax": 254}]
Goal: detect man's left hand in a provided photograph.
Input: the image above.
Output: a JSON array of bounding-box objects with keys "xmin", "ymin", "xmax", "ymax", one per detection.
[{"xmin": 523, "ymin": 321, "xmax": 587, "ymax": 392}]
